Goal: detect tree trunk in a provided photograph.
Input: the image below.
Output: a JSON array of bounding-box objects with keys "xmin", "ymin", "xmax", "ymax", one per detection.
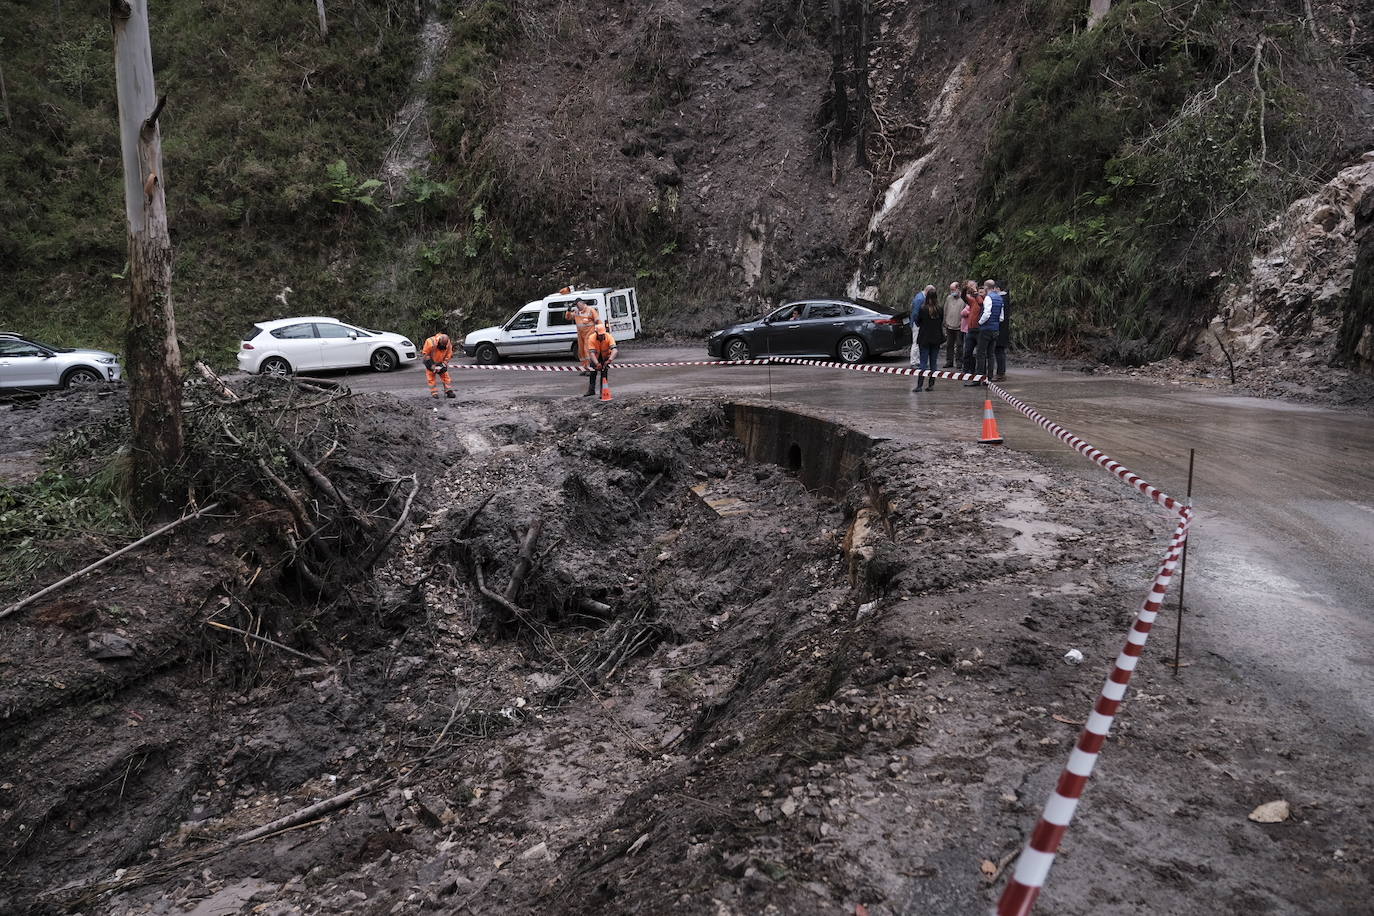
[
  {"xmin": 316, "ymin": 0, "xmax": 329, "ymax": 43},
  {"xmin": 853, "ymin": 0, "xmax": 872, "ymax": 169},
  {"xmin": 828, "ymin": 0, "xmax": 849, "ymax": 144},
  {"xmin": 1087, "ymin": 0, "xmax": 1112, "ymax": 29},
  {"xmin": 0, "ymin": 45, "xmax": 11, "ymax": 130},
  {"xmin": 111, "ymin": 0, "xmax": 184, "ymax": 519}
]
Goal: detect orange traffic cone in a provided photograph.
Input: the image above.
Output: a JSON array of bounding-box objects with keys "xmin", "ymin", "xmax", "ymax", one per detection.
[
  {"xmin": 978, "ymin": 399, "xmax": 1003, "ymax": 445},
  {"xmin": 600, "ymin": 382, "xmax": 613, "ymax": 402}
]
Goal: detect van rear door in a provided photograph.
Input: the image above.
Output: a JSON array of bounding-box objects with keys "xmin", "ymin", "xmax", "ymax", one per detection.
[{"xmin": 605, "ymin": 288, "xmax": 638, "ymax": 341}]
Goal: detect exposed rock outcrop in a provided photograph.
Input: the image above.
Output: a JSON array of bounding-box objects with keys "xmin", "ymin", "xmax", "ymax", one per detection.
[{"xmin": 1202, "ymin": 152, "xmax": 1374, "ymax": 375}]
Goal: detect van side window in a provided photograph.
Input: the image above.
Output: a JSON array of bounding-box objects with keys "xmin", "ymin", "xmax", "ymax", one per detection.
[
  {"xmin": 610, "ymin": 295, "xmax": 629, "ymax": 318},
  {"xmin": 547, "ymin": 301, "xmax": 577, "ymax": 327},
  {"xmin": 508, "ymin": 312, "xmax": 539, "ymax": 331}
]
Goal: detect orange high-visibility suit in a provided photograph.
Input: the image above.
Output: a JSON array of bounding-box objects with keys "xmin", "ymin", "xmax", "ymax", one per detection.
[
  {"xmin": 566, "ymin": 302, "xmax": 601, "ymax": 368},
  {"xmin": 422, "ymin": 333, "xmax": 455, "ymax": 398},
  {"xmin": 583, "ymin": 326, "xmax": 617, "ymax": 396}
]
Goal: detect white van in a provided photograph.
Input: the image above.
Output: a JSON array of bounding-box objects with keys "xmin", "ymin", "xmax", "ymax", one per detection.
[{"xmin": 461, "ymin": 287, "xmax": 642, "ymax": 364}]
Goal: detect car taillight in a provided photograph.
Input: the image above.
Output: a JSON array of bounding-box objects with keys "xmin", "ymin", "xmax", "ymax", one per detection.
[
  {"xmin": 873, "ymin": 317, "xmax": 899, "ymax": 326},
  {"xmin": 242, "ymin": 343, "xmax": 255, "ymax": 349}
]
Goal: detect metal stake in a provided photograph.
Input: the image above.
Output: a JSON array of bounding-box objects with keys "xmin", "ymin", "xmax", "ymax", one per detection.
[{"xmin": 1173, "ymin": 448, "xmax": 1195, "ymax": 676}]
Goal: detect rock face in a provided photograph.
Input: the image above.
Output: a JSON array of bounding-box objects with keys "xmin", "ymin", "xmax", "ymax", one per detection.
[{"xmin": 1203, "ymin": 152, "xmax": 1374, "ymax": 375}]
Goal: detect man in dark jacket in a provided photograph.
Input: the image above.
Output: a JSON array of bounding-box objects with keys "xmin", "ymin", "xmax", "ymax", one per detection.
[{"xmin": 993, "ymin": 286, "xmax": 1011, "ymax": 381}]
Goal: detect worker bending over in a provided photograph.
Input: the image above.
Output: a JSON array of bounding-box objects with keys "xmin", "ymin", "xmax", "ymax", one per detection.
[
  {"xmin": 584, "ymin": 323, "xmax": 617, "ymax": 397},
  {"xmin": 421, "ymin": 332, "xmax": 456, "ymax": 399}
]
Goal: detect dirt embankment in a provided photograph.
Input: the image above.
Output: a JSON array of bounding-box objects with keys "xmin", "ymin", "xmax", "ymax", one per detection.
[{"xmin": 1, "ymin": 390, "xmax": 1370, "ymax": 915}]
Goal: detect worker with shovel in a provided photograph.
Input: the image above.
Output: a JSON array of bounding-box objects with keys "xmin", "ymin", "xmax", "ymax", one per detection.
[{"xmin": 583, "ymin": 323, "xmax": 617, "ymax": 398}]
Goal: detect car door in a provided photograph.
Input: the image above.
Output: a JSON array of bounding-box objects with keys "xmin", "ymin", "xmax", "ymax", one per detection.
[
  {"xmin": 269, "ymin": 322, "xmax": 321, "ymax": 370},
  {"xmin": 763, "ymin": 303, "xmax": 808, "ymax": 355},
  {"xmin": 502, "ymin": 310, "xmax": 542, "ymax": 356},
  {"xmin": 315, "ymin": 322, "xmax": 371, "ymax": 369},
  {"xmin": 799, "ymin": 302, "xmax": 847, "ymax": 354},
  {"xmin": 0, "ymin": 339, "xmax": 57, "ymax": 388}
]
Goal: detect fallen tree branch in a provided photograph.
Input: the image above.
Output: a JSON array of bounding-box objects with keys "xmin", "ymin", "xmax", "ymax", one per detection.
[
  {"xmin": 2, "ymin": 502, "xmax": 222, "ymax": 620},
  {"xmin": 194, "ymin": 360, "xmax": 240, "ymax": 401},
  {"xmin": 634, "ymin": 472, "xmax": 665, "ymax": 506},
  {"xmin": 284, "ymin": 441, "xmax": 374, "ymax": 531},
  {"xmin": 228, "ymin": 777, "xmax": 389, "ymax": 846},
  {"xmin": 1211, "ymin": 327, "xmax": 1237, "ymax": 384},
  {"xmin": 360, "ymin": 474, "xmax": 419, "ymax": 569},
  {"xmin": 505, "ymin": 519, "xmax": 543, "ymax": 602},
  {"xmin": 204, "ymin": 619, "xmax": 326, "ymax": 664},
  {"xmin": 458, "ymin": 493, "xmax": 495, "ymax": 537},
  {"xmin": 474, "ymin": 562, "xmax": 533, "ymax": 623},
  {"xmin": 578, "ymin": 596, "xmax": 613, "ymax": 616}
]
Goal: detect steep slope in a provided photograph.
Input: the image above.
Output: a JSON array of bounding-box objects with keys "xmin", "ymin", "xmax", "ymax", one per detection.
[{"xmin": 2, "ymin": 0, "xmax": 1372, "ymax": 372}]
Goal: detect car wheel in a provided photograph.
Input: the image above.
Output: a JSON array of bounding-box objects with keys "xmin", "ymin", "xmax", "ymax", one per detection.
[
  {"xmin": 62, "ymin": 368, "xmax": 102, "ymax": 389},
  {"xmin": 570, "ymin": 341, "xmax": 580, "ymax": 359},
  {"xmin": 370, "ymin": 348, "xmax": 399, "ymax": 372},
  {"xmin": 475, "ymin": 343, "xmax": 500, "ymax": 365},
  {"xmin": 837, "ymin": 335, "xmax": 868, "ymax": 364},
  {"xmin": 260, "ymin": 356, "xmax": 292, "ymax": 378},
  {"xmin": 724, "ymin": 338, "xmax": 751, "ymax": 361}
]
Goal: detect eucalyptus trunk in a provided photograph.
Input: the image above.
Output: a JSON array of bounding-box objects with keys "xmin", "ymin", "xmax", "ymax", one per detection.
[
  {"xmin": 111, "ymin": 0, "xmax": 184, "ymax": 519},
  {"xmin": 1088, "ymin": 0, "xmax": 1112, "ymax": 29}
]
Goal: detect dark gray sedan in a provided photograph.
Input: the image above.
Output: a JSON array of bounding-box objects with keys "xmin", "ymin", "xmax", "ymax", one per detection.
[{"xmin": 705, "ymin": 298, "xmax": 911, "ymax": 363}]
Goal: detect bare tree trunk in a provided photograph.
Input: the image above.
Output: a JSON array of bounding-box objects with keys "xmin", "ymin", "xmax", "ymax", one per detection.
[
  {"xmin": 1087, "ymin": 0, "xmax": 1111, "ymax": 29},
  {"xmin": 316, "ymin": 0, "xmax": 329, "ymax": 43},
  {"xmin": 828, "ymin": 0, "xmax": 849, "ymax": 144},
  {"xmin": 0, "ymin": 44, "xmax": 11, "ymax": 130},
  {"xmin": 111, "ymin": 0, "xmax": 184, "ymax": 519},
  {"xmin": 853, "ymin": 0, "xmax": 872, "ymax": 169}
]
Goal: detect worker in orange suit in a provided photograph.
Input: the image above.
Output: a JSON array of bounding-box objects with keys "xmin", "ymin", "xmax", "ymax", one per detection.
[
  {"xmin": 583, "ymin": 323, "xmax": 617, "ymax": 397},
  {"xmin": 565, "ymin": 297, "xmax": 600, "ymax": 374},
  {"xmin": 421, "ymin": 332, "xmax": 456, "ymax": 399}
]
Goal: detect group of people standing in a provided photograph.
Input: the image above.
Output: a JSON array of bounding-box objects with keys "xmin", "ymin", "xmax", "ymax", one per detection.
[{"xmin": 909, "ymin": 279, "xmax": 1009, "ymax": 391}]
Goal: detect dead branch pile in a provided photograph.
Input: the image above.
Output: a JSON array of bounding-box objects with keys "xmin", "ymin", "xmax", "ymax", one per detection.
[{"xmin": 183, "ymin": 363, "xmax": 418, "ymax": 599}]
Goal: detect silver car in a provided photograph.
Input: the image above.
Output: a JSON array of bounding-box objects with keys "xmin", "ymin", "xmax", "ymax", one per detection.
[{"xmin": 0, "ymin": 333, "xmax": 124, "ymax": 391}]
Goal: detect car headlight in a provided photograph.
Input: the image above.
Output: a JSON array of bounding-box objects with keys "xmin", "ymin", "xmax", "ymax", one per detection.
[
  {"xmin": 97, "ymin": 356, "xmax": 117, "ymax": 364},
  {"xmin": 708, "ymin": 331, "xmax": 723, "ymax": 339},
  {"xmin": 400, "ymin": 339, "xmax": 414, "ymax": 348}
]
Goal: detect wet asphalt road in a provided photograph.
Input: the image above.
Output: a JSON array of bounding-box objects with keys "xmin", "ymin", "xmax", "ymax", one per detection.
[{"xmin": 327, "ymin": 343, "xmax": 1374, "ymax": 732}]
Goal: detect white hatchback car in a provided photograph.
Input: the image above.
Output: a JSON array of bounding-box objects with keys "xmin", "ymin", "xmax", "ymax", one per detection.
[{"xmin": 237, "ymin": 317, "xmax": 418, "ymax": 376}]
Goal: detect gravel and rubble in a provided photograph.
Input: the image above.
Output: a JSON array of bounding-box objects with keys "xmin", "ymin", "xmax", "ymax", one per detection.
[{"xmin": 0, "ymin": 390, "xmax": 1370, "ymax": 915}]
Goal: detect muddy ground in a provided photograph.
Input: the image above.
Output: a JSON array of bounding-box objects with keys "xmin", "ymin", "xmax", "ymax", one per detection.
[{"xmin": 1, "ymin": 386, "xmax": 1370, "ymax": 915}]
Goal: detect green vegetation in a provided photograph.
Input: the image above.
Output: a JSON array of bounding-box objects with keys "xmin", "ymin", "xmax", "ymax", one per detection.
[
  {"xmin": 0, "ymin": 456, "xmax": 136, "ymax": 588},
  {"xmin": 883, "ymin": 0, "xmax": 1353, "ymax": 359},
  {"xmin": 0, "ymin": 1, "xmax": 523, "ymax": 364}
]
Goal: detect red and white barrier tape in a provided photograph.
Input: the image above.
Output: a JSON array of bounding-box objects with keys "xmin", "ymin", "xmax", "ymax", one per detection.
[
  {"xmin": 979, "ymin": 382, "xmax": 1192, "ymax": 914},
  {"xmin": 769, "ymin": 355, "xmax": 985, "ymax": 383},
  {"xmin": 445, "ymin": 358, "xmax": 776, "ymax": 372}
]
